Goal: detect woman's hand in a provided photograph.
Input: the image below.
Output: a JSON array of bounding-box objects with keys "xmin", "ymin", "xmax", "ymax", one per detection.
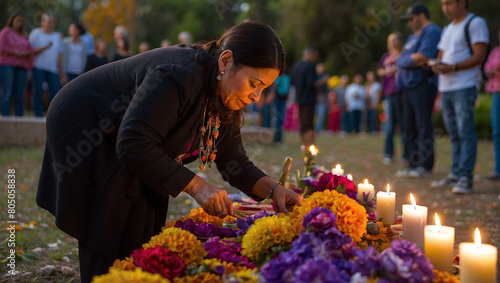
[
  {"xmin": 270, "ymin": 184, "xmax": 303, "ymax": 213},
  {"xmin": 183, "ymin": 175, "xmax": 233, "ymax": 218}
]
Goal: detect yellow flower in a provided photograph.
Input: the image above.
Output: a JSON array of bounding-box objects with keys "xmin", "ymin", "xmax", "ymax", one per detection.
[
  {"xmin": 173, "ymin": 272, "xmax": 221, "ymax": 283},
  {"xmin": 164, "ymin": 208, "xmax": 236, "ymax": 229},
  {"xmin": 289, "ymin": 190, "xmax": 367, "ymax": 242},
  {"xmin": 432, "ymin": 270, "xmax": 460, "ymax": 283},
  {"xmin": 241, "ymin": 215, "xmax": 298, "ymax": 262},
  {"xmin": 110, "ymin": 257, "xmax": 137, "ymax": 271},
  {"xmin": 143, "ymin": 228, "xmax": 207, "ymax": 266},
  {"xmin": 91, "ymin": 268, "xmax": 170, "ymax": 283},
  {"xmin": 229, "ymin": 269, "xmax": 259, "ymax": 283}
]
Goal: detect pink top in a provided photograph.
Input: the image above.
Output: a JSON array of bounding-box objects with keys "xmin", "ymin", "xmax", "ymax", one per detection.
[
  {"xmin": 485, "ymin": 46, "xmax": 499, "ymax": 93},
  {"xmin": 0, "ymin": 27, "xmax": 33, "ymax": 70}
]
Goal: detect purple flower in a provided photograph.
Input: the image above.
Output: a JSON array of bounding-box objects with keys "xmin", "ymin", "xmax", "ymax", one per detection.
[
  {"xmin": 236, "ymin": 209, "xmax": 277, "ymax": 237},
  {"xmin": 261, "ymin": 250, "xmax": 303, "ymax": 283},
  {"xmin": 386, "ymin": 240, "xmax": 434, "ymax": 282},
  {"xmin": 291, "ymin": 233, "xmax": 317, "ymax": 260},
  {"xmin": 302, "ymin": 207, "xmax": 337, "ymax": 232},
  {"xmin": 203, "ymin": 237, "xmax": 255, "ymax": 269},
  {"xmin": 351, "ymin": 246, "xmax": 382, "ymax": 277},
  {"xmin": 379, "ymin": 249, "xmax": 412, "ymax": 281},
  {"xmin": 294, "ymin": 258, "xmax": 345, "ymax": 283},
  {"xmin": 215, "ymin": 226, "xmax": 236, "ymax": 238}
]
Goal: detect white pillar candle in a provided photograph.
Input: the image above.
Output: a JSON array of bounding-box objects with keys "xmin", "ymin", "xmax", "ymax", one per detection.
[
  {"xmin": 424, "ymin": 213, "xmax": 455, "ymax": 273},
  {"xmin": 459, "ymin": 228, "xmax": 498, "ymax": 283},
  {"xmin": 402, "ymin": 193, "xmax": 427, "ymax": 250},
  {"xmin": 357, "ymin": 179, "xmax": 374, "ymax": 203},
  {"xmin": 331, "ymin": 164, "xmax": 344, "ymax": 175},
  {"xmin": 376, "ymin": 184, "xmax": 395, "ymax": 225}
]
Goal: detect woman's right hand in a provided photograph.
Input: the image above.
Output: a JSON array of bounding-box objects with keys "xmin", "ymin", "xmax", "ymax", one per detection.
[{"xmin": 183, "ymin": 175, "xmax": 233, "ymax": 218}]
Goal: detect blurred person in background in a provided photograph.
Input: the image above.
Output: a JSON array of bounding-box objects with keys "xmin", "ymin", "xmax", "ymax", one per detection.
[
  {"xmin": 333, "ymin": 75, "xmax": 350, "ymax": 134},
  {"xmin": 365, "ymin": 71, "xmax": 381, "ymax": 135},
  {"xmin": 113, "ymin": 37, "xmax": 130, "ymax": 61},
  {"xmin": 315, "ymin": 63, "xmax": 330, "ymax": 134},
  {"xmin": 62, "ymin": 22, "xmax": 87, "ymax": 82},
  {"xmin": 0, "ymin": 12, "xmax": 34, "ymax": 116},
  {"xmin": 139, "ymin": 41, "xmax": 150, "ymax": 53},
  {"xmin": 345, "ymin": 74, "xmax": 365, "ymax": 134},
  {"xmin": 29, "ymin": 12, "xmax": 64, "ymax": 117},
  {"xmin": 161, "ymin": 39, "xmax": 171, "ymax": 47},
  {"xmin": 85, "ymin": 39, "xmax": 108, "ymax": 72},
  {"xmin": 379, "ymin": 32, "xmax": 406, "ymax": 165}
]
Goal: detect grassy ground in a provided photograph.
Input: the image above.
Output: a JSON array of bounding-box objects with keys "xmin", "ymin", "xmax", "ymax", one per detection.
[{"xmin": 0, "ymin": 131, "xmax": 498, "ymax": 282}]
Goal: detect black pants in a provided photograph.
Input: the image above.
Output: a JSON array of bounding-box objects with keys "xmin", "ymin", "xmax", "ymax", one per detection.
[
  {"xmin": 78, "ymin": 187, "xmax": 167, "ymax": 282},
  {"xmin": 402, "ymin": 82, "xmax": 437, "ymax": 171}
]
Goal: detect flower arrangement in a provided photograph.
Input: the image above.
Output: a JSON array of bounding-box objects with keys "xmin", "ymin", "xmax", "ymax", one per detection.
[
  {"xmin": 131, "ymin": 246, "xmax": 186, "ymax": 280},
  {"xmin": 164, "ymin": 208, "xmax": 236, "ymax": 229},
  {"xmin": 289, "ymin": 189, "xmax": 368, "ymax": 242},
  {"xmin": 203, "ymin": 236, "xmax": 255, "ymax": 269},
  {"xmin": 174, "ymin": 219, "xmax": 236, "ymax": 238},
  {"xmin": 92, "ymin": 268, "xmax": 170, "ymax": 283}
]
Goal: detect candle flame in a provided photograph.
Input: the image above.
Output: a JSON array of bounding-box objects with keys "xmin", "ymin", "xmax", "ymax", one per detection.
[
  {"xmin": 336, "ymin": 164, "xmax": 341, "ymax": 170},
  {"xmin": 364, "ymin": 179, "xmax": 369, "ymax": 185},
  {"xmin": 410, "ymin": 193, "xmax": 416, "ymax": 209},
  {"xmin": 475, "ymin": 227, "xmax": 481, "ymax": 248},
  {"xmin": 347, "ymin": 174, "xmax": 353, "ymax": 181},
  {"xmin": 309, "ymin": 145, "xmax": 318, "ymax": 156},
  {"xmin": 386, "ymin": 184, "xmax": 390, "ymax": 193},
  {"xmin": 435, "ymin": 213, "xmax": 441, "ymax": 232}
]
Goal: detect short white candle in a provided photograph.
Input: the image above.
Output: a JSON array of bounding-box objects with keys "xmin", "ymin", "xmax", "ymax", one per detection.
[
  {"xmin": 424, "ymin": 213, "xmax": 455, "ymax": 272},
  {"xmin": 459, "ymin": 228, "xmax": 498, "ymax": 283},
  {"xmin": 402, "ymin": 193, "xmax": 427, "ymax": 250},
  {"xmin": 331, "ymin": 164, "xmax": 344, "ymax": 175},
  {"xmin": 376, "ymin": 184, "xmax": 395, "ymax": 225},
  {"xmin": 347, "ymin": 174, "xmax": 353, "ymax": 181},
  {"xmin": 357, "ymin": 179, "xmax": 374, "ymax": 203}
]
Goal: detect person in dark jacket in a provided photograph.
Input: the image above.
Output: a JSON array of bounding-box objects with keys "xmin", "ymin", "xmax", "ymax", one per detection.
[{"xmin": 36, "ymin": 22, "xmax": 303, "ymax": 283}]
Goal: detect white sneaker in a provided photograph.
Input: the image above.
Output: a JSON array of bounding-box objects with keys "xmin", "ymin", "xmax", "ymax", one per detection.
[{"xmin": 383, "ymin": 157, "xmax": 391, "ymax": 165}]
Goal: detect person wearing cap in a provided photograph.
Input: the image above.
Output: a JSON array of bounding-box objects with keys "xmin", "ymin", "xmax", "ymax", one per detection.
[
  {"xmin": 395, "ymin": 3, "xmax": 441, "ymax": 178},
  {"xmin": 429, "ymin": 0, "xmax": 489, "ymax": 194}
]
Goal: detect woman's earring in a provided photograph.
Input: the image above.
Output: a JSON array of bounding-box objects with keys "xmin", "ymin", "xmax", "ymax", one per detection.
[{"xmin": 216, "ymin": 71, "xmax": 225, "ymax": 81}]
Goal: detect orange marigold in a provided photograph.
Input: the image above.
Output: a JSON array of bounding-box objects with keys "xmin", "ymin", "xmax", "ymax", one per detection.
[
  {"xmin": 91, "ymin": 268, "xmax": 170, "ymax": 283},
  {"xmin": 432, "ymin": 270, "xmax": 460, "ymax": 283},
  {"xmin": 289, "ymin": 190, "xmax": 367, "ymax": 242},
  {"xmin": 143, "ymin": 228, "xmax": 207, "ymax": 266},
  {"xmin": 110, "ymin": 257, "xmax": 137, "ymax": 271}
]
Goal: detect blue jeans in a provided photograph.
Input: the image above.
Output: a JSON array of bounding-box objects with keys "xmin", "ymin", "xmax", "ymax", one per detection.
[
  {"xmin": 272, "ymin": 97, "xmax": 287, "ymax": 142},
  {"xmin": 402, "ymin": 82, "xmax": 437, "ymax": 171},
  {"xmin": 384, "ymin": 92, "xmax": 406, "ymax": 159},
  {"xmin": 491, "ymin": 92, "xmax": 500, "ymax": 174},
  {"xmin": 350, "ymin": 110, "xmax": 362, "ymax": 133},
  {"xmin": 315, "ymin": 102, "xmax": 328, "ymax": 133},
  {"xmin": 441, "ymin": 87, "xmax": 478, "ymax": 180},
  {"xmin": 366, "ymin": 109, "xmax": 377, "ymax": 133},
  {"xmin": 341, "ymin": 111, "xmax": 351, "ymax": 132},
  {"xmin": 32, "ymin": 68, "xmax": 60, "ymax": 117},
  {"xmin": 0, "ymin": 65, "xmax": 27, "ymax": 116}
]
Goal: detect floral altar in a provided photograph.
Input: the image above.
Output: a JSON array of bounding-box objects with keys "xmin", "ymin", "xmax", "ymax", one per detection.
[{"xmin": 92, "ymin": 147, "xmax": 463, "ymax": 283}]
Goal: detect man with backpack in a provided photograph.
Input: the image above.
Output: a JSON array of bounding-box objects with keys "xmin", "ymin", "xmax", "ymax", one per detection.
[{"xmin": 430, "ymin": 0, "xmax": 489, "ymax": 194}]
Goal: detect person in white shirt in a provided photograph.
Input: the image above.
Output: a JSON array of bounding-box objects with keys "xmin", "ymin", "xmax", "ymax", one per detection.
[
  {"xmin": 430, "ymin": 0, "xmax": 489, "ymax": 194},
  {"xmin": 62, "ymin": 22, "xmax": 87, "ymax": 82},
  {"xmin": 29, "ymin": 12, "xmax": 64, "ymax": 117},
  {"xmin": 345, "ymin": 74, "xmax": 366, "ymax": 133},
  {"xmin": 365, "ymin": 71, "xmax": 381, "ymax": 135}
]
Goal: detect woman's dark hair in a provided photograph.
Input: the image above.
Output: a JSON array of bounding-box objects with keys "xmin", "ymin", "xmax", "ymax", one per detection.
[
  {"xmin": 194, "ymin": 21, "xmax": 285, "ymax": 127},
  {"xmin": 118, "ymin": 37, "xmax": 129, "ymax": 52},
  {"xmin": 5, "ymin": 12, "xmax": 25, "ymax": 32},
  {"xmin": 71, "ymin": 21, "xmax": 86, "ymax": 36}
]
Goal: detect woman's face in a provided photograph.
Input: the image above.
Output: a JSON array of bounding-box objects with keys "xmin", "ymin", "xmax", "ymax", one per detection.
[
  {"xmin": 217, "ymin": 52, "xmax": 279, "ymax": 111},
  {"xmin": 68, "ymin": 24, "xmax": 80, "ymax": 37},
  {"xmin": 12, "ymin": 15, "xmax": 24, "ymax": 31}
]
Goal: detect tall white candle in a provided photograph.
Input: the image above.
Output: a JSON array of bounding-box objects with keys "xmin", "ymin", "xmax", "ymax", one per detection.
[
  {"xmin": 459, "ymin": 228, "xmax": 498, "ymax": 283},
  {"xmin": 402, "ymin": 193, "xmax": 427, "ymax": 250},
  {"xmin": 357, "ymin": 179, "xmax": 375, "ymax": 203},
  {"xmin": 424, "ymin": 213, "xmax": 455, "ymax": 272},
  {"xmin": 376, "ymin": 184, "xmax": 395, "ymax": 225},
  {"xmin": 331, "ymin": 164, "xmax": 344, "ymax": 175}
]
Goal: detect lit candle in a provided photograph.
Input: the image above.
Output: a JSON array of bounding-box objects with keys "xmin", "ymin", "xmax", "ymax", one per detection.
[
  {"xmin": 347, "ymin": 174, "xmax": 353, "ymax": 181},
  {"xmin": 331, "ymin": 164, "xmax": 344, "ymax": 175},
  {"xmin": 308, "ymin": 145, "xmax": 318, "ymax": 156},
  {"xmin": 424, "ymin": 213, "xmax": 455, "ymax": 272},
  {"xmin": 402, "ymin": 193, "xmax": 427, "ymax": 250},
  {"xmin": 376, "ymin": 184, "xmax": 395, "ymax": 225},
  {"xmin": 357, "ymin": 179, "xmax": 375, "ymax": 203},
  {"xmin": 459, "ymin": 228, "xmax": 498, "ymax": 283}
]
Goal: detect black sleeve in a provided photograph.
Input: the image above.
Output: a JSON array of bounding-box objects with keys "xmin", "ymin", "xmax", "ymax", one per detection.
[
  {"xmin": 116, "ymin": 64, "xmax": 196, "ymax": 198},
  {"xmin": 215, "ymin": 123, "xmax": 267, "ymax": 201}
]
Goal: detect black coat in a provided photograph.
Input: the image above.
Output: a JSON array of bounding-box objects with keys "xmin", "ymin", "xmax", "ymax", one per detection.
[{"xmin": 37, "ymin": 45, "xmax": 266, "ymax": 260}]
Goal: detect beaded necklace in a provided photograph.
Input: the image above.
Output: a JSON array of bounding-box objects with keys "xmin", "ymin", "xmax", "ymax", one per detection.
[{"xmin": 199, "ymin": 104, "xmax": 220, "ymax": 170}]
